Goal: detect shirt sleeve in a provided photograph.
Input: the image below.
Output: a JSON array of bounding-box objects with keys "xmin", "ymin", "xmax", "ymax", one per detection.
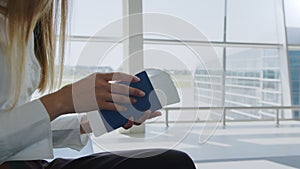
[
  {"xmin": 51, "ymin": 111, "xmax": 108, "ymax": 151},
  {"xmin": 51, "ymin": 114, "xmax": 89, "ymax": 151},
  {"xmin": 0, "ymin": 99, "xmax": 52, "ymax": 163},
  {"xmin": 87, "ymin": 110, "xmax": 108, "ymax": 137}
]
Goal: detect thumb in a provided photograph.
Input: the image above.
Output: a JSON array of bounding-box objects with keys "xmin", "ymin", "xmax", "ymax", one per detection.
[{"xmin": 123, "ymin": 116, "xmax": 134, "ymax": 129}]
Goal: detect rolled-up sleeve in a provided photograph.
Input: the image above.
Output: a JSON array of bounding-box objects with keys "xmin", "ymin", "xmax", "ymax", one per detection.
[
  {"xmin": 0, "ymin": 99, "xmax": 52, "ymax": 163},
  {"xmin": 51, "ymin": 114, "xmax": 89, "ymax": 151}
]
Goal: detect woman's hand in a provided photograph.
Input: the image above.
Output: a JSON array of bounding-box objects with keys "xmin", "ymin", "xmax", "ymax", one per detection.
[
  {"xmin": 80, "ymin": 110, "xmax": 162, "ymax": 134},
  {"xmin": 123, "ymin": 110, "xmax": 162, "ymax": 129},
  {"xmin": 40, "ymin": 72, "xmax": 145, "ymax": 121}
]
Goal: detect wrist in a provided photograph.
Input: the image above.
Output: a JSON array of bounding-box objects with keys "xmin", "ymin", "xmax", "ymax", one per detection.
[{"xmin": 40, "ymin": 91, "xmax": 66, "ymax": 121}]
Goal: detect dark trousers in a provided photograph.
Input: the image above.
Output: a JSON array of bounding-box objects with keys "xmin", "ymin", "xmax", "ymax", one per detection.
[{"xmin": 0, "ymin": 149, "xmax": 196, "ymax": 169}]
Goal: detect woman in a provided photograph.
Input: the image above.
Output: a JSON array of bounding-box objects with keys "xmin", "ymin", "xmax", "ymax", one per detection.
[{"xmin": 0, "ymin": 0, "xmax": 196, "ymax": 169}]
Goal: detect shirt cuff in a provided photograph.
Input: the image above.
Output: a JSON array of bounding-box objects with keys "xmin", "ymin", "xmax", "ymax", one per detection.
[
  {"xmin": 51, "ymin": 114, "xmax": 88, "ymax": 151},
  {"xmin": 87, "ymin": 110, "xmax": 108, "ymax": 137}
]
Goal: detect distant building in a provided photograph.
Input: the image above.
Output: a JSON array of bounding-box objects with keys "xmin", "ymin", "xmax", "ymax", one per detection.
[
  {"xmin": 194, "ymin": 48, "xmax": 284, "ymax": 120},
  {"xmin": 194, "ymin": 28, "xmax": 300, "ymax": 120},
  {"xmin": 289, "ymin": 50, "xmax": 300, "ymax": 117},
  {"xmin": 287, "ymin": 27, "xmax": 300, "ymax": 118}
]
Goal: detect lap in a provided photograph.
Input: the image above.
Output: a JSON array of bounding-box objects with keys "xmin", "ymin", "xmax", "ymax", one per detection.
[{"xmin": 1, "ymin": 149, "xmax": 195, "ymax": 169}]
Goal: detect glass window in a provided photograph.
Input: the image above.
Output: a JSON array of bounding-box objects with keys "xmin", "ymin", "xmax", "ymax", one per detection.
[
  {"xmin": 289, "ymin": 50, "xmax": 300, "ymax": 107},
  {"xmin": 63, "ymin": 41, "xmax": 122, "ymax": 85},
  {"xmin": 70, "ymin": 0, "xmax": 122, "ymax": 37},
  {"xmin": 285, "ymin": 0, "xmax": 300, "ymax": 45},
  {"xmin": 225, "ymin": 48, "xmax": 284, "ymax": 108},
  {"xmin": 285, "ymin": 0, "xmax": 300, "ymax": 28},
  {"xmin": 143, "ymin": 0, "xmax": 225, "ymax": 41},
  {"xmin": 64, "ymin": 0, "xmax": 123, "ymax": 85},
  {"xmin": 227, "ymin": 0, "xmax": 284, "ymax": 43},
  {"xmin": 144, "ymin": 44, "xmax": 223, "ymax": 107}
]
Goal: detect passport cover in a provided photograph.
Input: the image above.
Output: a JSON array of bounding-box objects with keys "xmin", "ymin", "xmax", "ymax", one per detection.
[{"xmin": 99, "ymin": 71, "xmax": 162, "ymax": 131}]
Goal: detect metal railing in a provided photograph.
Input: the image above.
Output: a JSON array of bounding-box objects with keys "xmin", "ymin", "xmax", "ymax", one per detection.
[{"xmin": 163, "ymin": 106, "xmax": 300, "ymax": 127}]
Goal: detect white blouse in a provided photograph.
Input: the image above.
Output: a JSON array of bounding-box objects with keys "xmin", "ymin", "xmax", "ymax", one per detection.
[{"xmin": 0, "ymin": 14, "xmax": 106, "ymax": 163}]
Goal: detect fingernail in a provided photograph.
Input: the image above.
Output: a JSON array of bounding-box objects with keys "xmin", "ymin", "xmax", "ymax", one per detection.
[
  {"xmin": 134, "ymin": 76, "xmax": 140, "ymax": 82},
  {"xmin": 139, "ymin": 91, "xmax": 145, "ymax": 97},
  {"xmin": 129, "ymin": 116, "xmax": 134, "ymax": 121}
]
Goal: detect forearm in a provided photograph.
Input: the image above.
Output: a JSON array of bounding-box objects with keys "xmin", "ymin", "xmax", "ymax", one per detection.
[
  {"xmin": 40, "ymin": 84, "xmax": 75, "ymax": 121},
  {"xmin": 40, "ymin": 91, "xmax": 67, "ymax": 121},
  {"xmin": 40, "ymin": 90, "xmax": 92, "ymax": 134}
]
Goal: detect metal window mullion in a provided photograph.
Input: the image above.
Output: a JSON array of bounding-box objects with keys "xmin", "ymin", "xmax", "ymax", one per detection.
[
  {"xmin": 144, "ymin": 39, "xmax": 283, "ymax": 48},
  {"xmin": 222, "ymin": 0, "xmax": 228, "ymax": 126},
  {"xmin": 280, "ymin": 0, "xmax": 293, "ymax": 118},
  {"xmin": 66, "ymin": 35, "xmax": 285, "ymax": 49}
]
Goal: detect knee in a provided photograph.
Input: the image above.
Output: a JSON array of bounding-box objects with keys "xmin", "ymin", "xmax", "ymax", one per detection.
[
  {"xmin": 160, "ymin": 149, "xmax": 195, "ymax": 169},
  {"xmin": 164, "ymin": 149, "xmax": 193, "ymax": 160}
]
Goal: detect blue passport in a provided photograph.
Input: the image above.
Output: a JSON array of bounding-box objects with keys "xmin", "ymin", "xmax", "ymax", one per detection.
[{"xmin": 99, "ymin": 71, "xmax": 162, "ymax": 131}]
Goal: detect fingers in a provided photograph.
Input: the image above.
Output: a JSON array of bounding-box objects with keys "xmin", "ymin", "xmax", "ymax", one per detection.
[
  {"xmin": 148, "ymin": 111, "xmax": 162, "ymax": 119},
  {"xmin": 134, "ymin": 110, "xmax": 162, "ymax": 125},
  {"xmin": 134, "ymin": 110, "xmax": 152, "ymax": 125},
  {"xmin": 110, "ymin": 83, "xmax": 145, "ymax": 97},
  {"xmin": 97, "ymin": 88, "xmax": 138, "ymax": 104},
  {"xmin": 92, "ymin": 72, "xmax": 145, "ymax": 111},
  {"xmin": 123, "ymin": 116, "xmax": 134, "ymax": 129},
  {"xmin": 99, "ymin": 101, "xmax": 127, "ymax": 112},
  {"xmin": 101, "ymin": 72, "xmax": 140, "ymax": 83},
  {"xmin": 94, "ymin": 72, "xmax": 145, "ymax": 105},
  {"xmin": 106, "ymin": 93, "xmax": 136, "ymax": 104},
  {"xmin": 123, "ymin": 110, "xmax": 162, "ymax": 130},
  {"xmin": 68, "ymin": 72, "xmax": 144, "ymax": 114}
]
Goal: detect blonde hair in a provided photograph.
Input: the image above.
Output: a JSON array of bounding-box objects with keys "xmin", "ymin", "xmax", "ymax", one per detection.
[{"xmin": 1, "ymin": 0, "xmax": 69, "ymax": 109}]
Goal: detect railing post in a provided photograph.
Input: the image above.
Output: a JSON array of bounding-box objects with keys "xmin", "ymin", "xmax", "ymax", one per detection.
[
  {"xmin": 276, "ymin": 108, "xmax": 280, "ymax": 126},
  {"xmin": 223, "ymin": 108, "xmax": 226, "ymax": 128},
  {"xmin": 165, "ymin": 109, "xmax": 169, "ymax": 127}
]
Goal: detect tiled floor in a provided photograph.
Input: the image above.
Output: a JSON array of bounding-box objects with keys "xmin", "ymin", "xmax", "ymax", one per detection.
[{"xmin": 90, "ymin": 121, "xmax": 300, "ymax": 169}]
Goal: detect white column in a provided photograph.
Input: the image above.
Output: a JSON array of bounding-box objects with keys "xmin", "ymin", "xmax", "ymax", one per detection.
[
  {"xmin": 123, "ymin": 0, "xmax": 144, "ymax": 74},
  {"xmin": 120, "ymin": 0, "xmax": 145, "ymax": 134}
]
